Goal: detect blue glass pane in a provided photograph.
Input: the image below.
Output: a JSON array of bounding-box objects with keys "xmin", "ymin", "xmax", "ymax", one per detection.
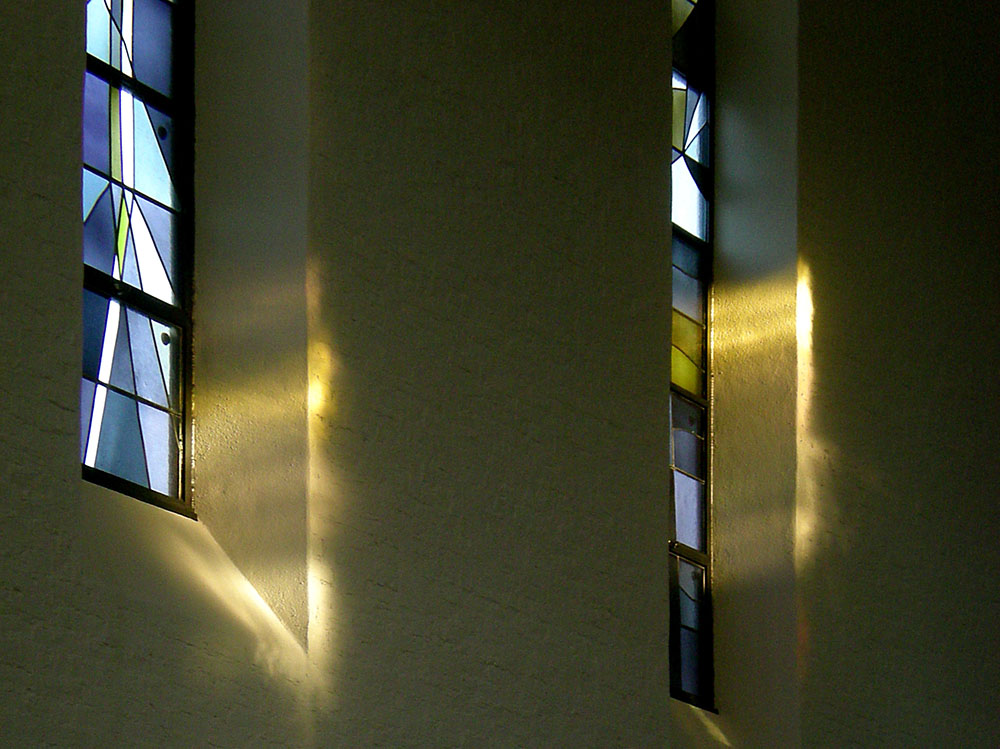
[
  {"xmin": 672, "ymin": 266, "xmax": 704, "ymax": 322},
  {"xmin": 86, "ymin": 0, "xmax": 112, "ymax": 64},
  {"xmin": 122, "ymin": 230, "xmax": 142, "ymax": 288},
  {"xmin": 133, "ymin": 98, "xmax": 176, "ymax": 207},
  {"xmin": 671, "ymin": 393, "xmax": 703, "ymax": 434},
  {"xmin": 672, "ymin": 157, "xmax": 708, "ymax": 240},
  {"xmin": 678, "ymin": 559, "xmax": 703, "ymax": 630},
  {"xmin": 673, "ymin": 428, "xmax": 703, "ymax": 478},
  {"xmin": 145, "ymin": 105, "xmax": 174, "ymax": 179},
  {"xmin": 135, "ymin": 195, "xmax": 176, "ymax": 287},
  {"xmin": 82, "ymin": 170, "xmax": 107, "ymax": 221},
  {"xmin": 672, "ymin": 235, "xmax": 701, "ymax": 278},
  {"xmin": 149, "ymin": 319, "xmax": 178, "ymax": 409},
  {"xmin": 83, "ymin": 184, "xmax": 116, "ymax": 274},
  {"xmin": 674, "ymin": 470, "xmax": 705, "ymax": 550},
  {"xmin": 82, "ymin": 290, "xmax": 109, "ymax": 380},
  {"xmin": 108, "ymin": 304, "xmax": 135, "ymax": 393},
  {"xmin": 138, "ymin": 402, "xmax": 178, "ymax": 495},
  {"xmin": 685, "ymin": 89, "xmax": 699, "ymax": 144},
  {"xmin": 80, "ymin": 379, "xmax": 97, "ymax": 460},
  {"xmin": 127, "ymin": 308, "xmax": 169, "ymax": 408},
  {"xmin": 109, "ymin": 0, "xmax": 124, "ymax": 69},
  {"xmin": 687, "ymin": 127, "xmax": 709, "ymax": 165},
  {"xmin": 130, "ymin": 198, "xmax": 175, "ymax": 303},
  {"xmin": 133, "ymin": 0, "xmax": 173, "ymax": 96},
  {"xmin": 83, "ymin": 73, "xmax": 110, "ymax": 174},
  {"xmin": 95, "ymin": 388, "xmax": 149, "ymax": 488},
  {"xmin": 679, "ymin": 627, "xmax": 700, "ymax": 696}
]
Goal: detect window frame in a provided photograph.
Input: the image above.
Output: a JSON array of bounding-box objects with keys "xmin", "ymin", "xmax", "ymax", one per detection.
[
  {"xmin": 81, "ymin": 0, "xmax": 196, "ymax": 518},
  {"xmin": 668, "ymin": 0, "xmax": 716, "ymax": 711}
]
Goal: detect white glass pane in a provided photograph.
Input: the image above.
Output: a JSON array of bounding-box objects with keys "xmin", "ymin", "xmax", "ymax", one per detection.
[
  {"xmin": 131, "ymin": 196, "xmax": 175, "ymax": 303},
  {"xmin": 86, "ymin": 0, "xmax": 111, "ymax": 64},
  {"xmin": 672, "ymin": 158, "xmax": 708, "ymax": 240},
  {"xmin": 132, "ymin": 98, "xmax": 177, "ymax": 207},
  {"xmin": 673, "ymin": 470, "xmax": 704, "ymax": 550}
]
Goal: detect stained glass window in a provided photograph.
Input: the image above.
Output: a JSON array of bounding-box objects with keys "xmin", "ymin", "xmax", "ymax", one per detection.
[
  {"xmin": 81, "ymin": 0, "xmax": 193, "ymax": 516},
  {"xmin": 669, "ymin": 0, "xmax": 714, "ymax": 709}
]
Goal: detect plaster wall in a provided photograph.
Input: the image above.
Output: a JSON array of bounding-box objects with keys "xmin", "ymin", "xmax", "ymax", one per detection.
[
  {"xmin": 796, "ymin": 1, "xmax": 1000, "ymax": 745},
  {"xmin": 304, "ymin": 1, "xmax": 673, "ymax": 742},
  {"xmin": 7, "ymin": 1, "xmax": 998, "ymax": 746},
  {"xmin": 3, "ymin": 1, "xmax": 677, "ymax": 745},
  {"xmin": 0, "ymin": 4, "xmax": 311, "ymax": 745},
  {"xmin": 193, "ymin": 0, "xmax": 311, "ymax": 645},
  {"xmin": 673, "ymin": 0, "xmax": 802, "ymax": 746}
]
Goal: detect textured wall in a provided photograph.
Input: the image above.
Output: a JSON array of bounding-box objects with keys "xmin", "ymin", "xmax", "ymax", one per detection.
[
  {"xmin": 686, "ymin": 0, "xmax": 802, "ymax": 746},
  {"xmin": 8, "ymin": 1, "xmax": 996, "ymax": 746},
  {"xmin": 193, "ymin": 0, "xmax": 311, "ymax": 645},
  {"xmin": 3, "ymin": 1, "xmax": 675, "ymax": 745},
  {"xmin": 0, "ymin": 5, "xmax": 312, "ymax": 743},
  {"xmin": 305, "ymin": 1, "xmax": 673, "ymax": 742},
  {"xmin": 797, "ymin": 1, "xmax": 1000, "ymax": 745}
]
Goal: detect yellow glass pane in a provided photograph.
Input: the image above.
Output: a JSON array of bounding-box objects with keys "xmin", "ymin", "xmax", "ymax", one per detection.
[
  {"xmin": 116, "ymin": 198, "xmax": 130, "ymax": 271},
  {"xmin": 672, "ymin": 0, "xmax": 697, "ymax": 35},
  {"xmin": 672, "ymin": 346, "xmax": 702, "ymax": 396},
  {"xmin": 110, "ymin": 89, "xmax": 121, "ymax": 182},
  {"xmin": 673, "ymin": 88, "xmax": 687, "ymax": 151},
  {"xmin": 673, "ymin": 309, "xmax": 703, "ymax": 369}
]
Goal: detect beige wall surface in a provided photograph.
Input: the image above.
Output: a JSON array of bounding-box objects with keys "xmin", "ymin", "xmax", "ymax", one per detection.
[
  {"xmin": 796, "ymin": 1, "xmax": 1000, "ymax": 746},
  {"xmin": 303, "ymin": 2, "xmax": 672, "ymax": 742},
  {"xmin": 3, "ymin": 1, "xmax": 673, "ymax": 745},
  {"xmin": 2, "ymin": 1, "xmax": 998, "ymax": 746}
]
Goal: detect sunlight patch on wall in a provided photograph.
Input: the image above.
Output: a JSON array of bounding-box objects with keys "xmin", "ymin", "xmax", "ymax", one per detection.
[
  {"xmin": 149, "ymin": 510, "xmax": 310, "ymax": 684},
  {"xmin": 672, "ymin": 698, "xmax": 735, "ymax": 746},
  {"xmin": 712, "ymin": 274, "xmax": 795, "ymax": 359},
  {"xmin": 305, "ymin": 257, "xmax": 343, "ymax": 711},
  {"xmin": 711, "ymin": 270, "xmax": 797, "ymax": 584},
  {"xmin": 795, "ymin": 261, "xmax": 816, "ymax": 554}
]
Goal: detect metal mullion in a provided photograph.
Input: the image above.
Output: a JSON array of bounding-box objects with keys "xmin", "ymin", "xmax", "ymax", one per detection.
[
  {"xmin": 669, "ymin": 540, "xmax": 710, "ymax": 568},
  {"xmin": 83, "ymin": 465, "xmax": 196, "ymax": 520},
  {"xmin": 86, "ymin": 55, "xmax": 174, "ymax": 116},
  {"xmin": 671, "ymin": 463, "xmax": 705, "ymax": 486},
  {"xmin": 170, "ymin": 0, "xmax": 195, "ymax": 511},
  {"xmin": 83, "ymin": 265, "xmax": 188, "ymax": 329},
  {"xmin": 82, "ymin": 164, "xmax": 180, "ymax": 218},
  {"xmin": 82, "ymin": 375, "xmax": 182, "ymax": 419},
  {"xmin": 670, "ymin": 382, "xmax": 709, "ymax": 410}
]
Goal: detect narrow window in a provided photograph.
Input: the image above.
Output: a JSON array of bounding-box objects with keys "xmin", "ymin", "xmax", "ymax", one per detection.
[
  {"xmin": 669, "ymin": 0, "xmax": 714, "ymax": 709},
  {"xmin": 81, "ymin": 0, "xmax": 194, "ymax": 517}
]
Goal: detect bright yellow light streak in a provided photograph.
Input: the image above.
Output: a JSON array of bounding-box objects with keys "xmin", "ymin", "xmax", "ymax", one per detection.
[{"xmin": 795, "ymin": 260, "xmax": 818, "ymax": 559}]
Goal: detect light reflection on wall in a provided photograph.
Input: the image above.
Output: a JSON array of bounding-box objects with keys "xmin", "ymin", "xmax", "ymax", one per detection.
[
  {"xmin": 711, "ymin": 270, "xmax": 798, "ymax": 584},
  {"xmin": 673, "ymin": 700, "xmax": 735, "ymax": 746},
  {"xmin": 794, "ymin": 259, "xmax": 825, "ymax": 678},
  {"xmin": 112, "ymin": 492, "xmax": 311, "ymax": 685},
  {"xmin": 795, "ymin": 260, "xmax": 817, "ymax": 564},
  {"xmin": 172, "ymin": 531, "xmax": 309, "ymax": 681},
  {"xmin": 305, "ymin": 259, "xmax": 341, "ymax": 712}
]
